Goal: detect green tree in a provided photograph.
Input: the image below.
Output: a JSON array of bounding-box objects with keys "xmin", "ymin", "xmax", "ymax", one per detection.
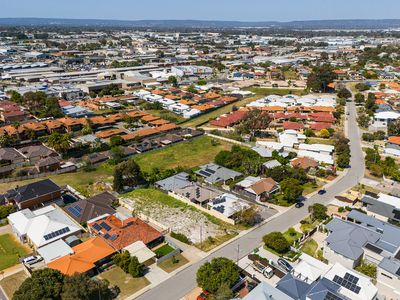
[
  {"xmin": 113, "ymin": 159, "xmax": 143, "ymax": 192},
  {"xmin": 263, "ymin": 232, "xmax": 290, "ymax": 254},
  {"xmin": 354, "ymin": 93, "xmax": 365, "ymax": 104},
  {"xmin": 355, "ymin": 83, "xmax": 370, "ymax": 92},
  {"xmin": 388, "ymin": 119, "xmax": 400, "ymax": 136},
  {"xmin": 110, "ymin": 135, "xmax": 124, "ymax": 147},
  {"xmin": 357, "ymin": 113, "xmax": 370, "ymax": 128},
  {"xmin": 280, "ymin": 178, "xmax": 304, "ymax": 203},
  {"xmin": 319, "ymin": 129, "xmax": 331, "ymax": 138},
  {"xmin": 355, "ymin": 261, "xmax": 377, "ymax": 279},
  {"xmin": 168, "ymin": 75, "xmax": 178, "ymax": 87},
  {"xmin": 337, "ymin": 88, "xmax": 352, "ymax": 99},
  {"xmin": 62, "ymin": 273, "xmax": 115, "ymax": 300},
  {"xmin": 0, "ymin": 205, "xmax": 14, "ymax": 219},
  {"xmin": 0, "ymin": 132, "xmax": 14, "ymax": 147},
  {"xmin": 209, "ymin": 283, "xmax": 234, "ymax": 300},
  {"xmin": 128, "ymin": 256, "xmax": 143, "ymax": 278},
  {"xmin": 13, "ymin": 269, "xmax": 64, "ymax": 300},
  {"xmin": 196, "ymin": 258, "xmax": 240, "ymax": 294},
  {"xmin": 47, "ymin": 132, "xmax": 71, "ymax": 153},
  {"xmin": 306, "ymin": 64, "xmax": 337, "ymax": 93},
  {"xmin": 308, "ymin": 203, "xmax": 328, "ymax": 221},
  {"xmin": 337, "ymin": 153, "xmax": 350, "ymax": 168}
]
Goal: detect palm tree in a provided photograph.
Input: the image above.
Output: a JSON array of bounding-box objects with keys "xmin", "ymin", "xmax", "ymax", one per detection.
[{"xmin": 47, "ymin": 132, "xmax": 71, "ymax": 153}]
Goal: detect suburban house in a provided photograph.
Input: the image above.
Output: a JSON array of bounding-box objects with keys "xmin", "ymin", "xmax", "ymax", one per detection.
[
  {"xmin": 235, "ymin": 176, "xmax": 280, "ymax": 201},
  {"xmin": 47, "ymin": 236, "xmax": 115, "ymax": 276},
  {"xmin": 18, "ymin": 145, "xmax": 58, "ymax": 163},
  {"xmin": 155, "ymin": 172, "xmax": 192, "ymax": 192},
  {"xmin": 324, "ymin": 210, "xmax": 400, "ymax": 294},
  {"xmin": 361, "ymin": 192, "xmax": 400, "ymax": 223},
  {"xmin": 173, "ymin": 183, "xmax": 222, "ymax": 206},
  {"xmin": 64, "ymin": 192, "xmax": 117, "ymax": 224},
  {"xmin": 88, "ymin": 214, "xmax": 163, "ymax": 250},
  {"xmin": 0, "ymin": 148, "xmax": 25, "ymax": 166},
  {"xmin": 208, "ymin": 193, "xmax": 249, "ymax": 221},
  {"xmin": 2, "ymin": 179, "xmax": 62, "ymax": 209},
  {"xmin": 243, "ymin": 281, "xmax": 294, "ymax": 300},
  {"xmin": 7, "ymin": 205, "xmax": 82, "ymax": 249},
  {"xmin": 290, "ymin": 156, "xmax": 319, "ymax": 170},
  {"xmin": 194, "ymin": 163, "xmax": 243, "ymax": 185}
]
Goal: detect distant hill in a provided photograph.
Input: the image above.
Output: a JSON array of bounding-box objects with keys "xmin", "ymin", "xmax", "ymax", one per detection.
[{"xmin": 0, "ymin": 18, "xmax": 400, "ymax": 29}]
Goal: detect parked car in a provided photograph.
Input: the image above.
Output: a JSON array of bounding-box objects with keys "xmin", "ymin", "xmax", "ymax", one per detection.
[
  {"xmin": 197, "ymin": 291, "xmax": 209, "ymax": 300},
  {"xmin": 318, "ymin": 189, "xmax": 326, "ymax": 195},
  {"xmin": 295, "ymin": 202, "xmax": 304, "ymax": 208},
  {"xmin": 277, "ymin": 258, "xmax": 293, "ymax": 272},
  {"xmin": 251, "ymin": 261, "xmax": 274, "ymax": 278},
  {"xmin": 23, "ymin": 255, "xmax": 43, "ymax": 265}
]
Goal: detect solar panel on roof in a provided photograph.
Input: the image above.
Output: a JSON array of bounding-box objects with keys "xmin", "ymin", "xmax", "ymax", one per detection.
[
  {"xmin": 74, "ymin": 205, "xmax": 83, "ymax": 213},
  {"xmin": 364, "ymin": 243, "xmax": 383, "ymax": 254},
  {"xmin": 324, "ymin": 292, "xmax": 343, "ymax": 300},
  {"xmin": 68, "ymin": 206, "xmax": 81, "ymax": 218},
  {"xmin": 92, "ymin": 223, "xmax": 102, "ymax": 231},
  {"xmin": 333, "ymin": 274, "xmax": 361, "ymax": 295},
  {"xmin": 100, "ymin": 222, "xmax": 111, "ymax": 231},
  {"xmin": 104, "ymin": 233, "xmax": 110, "ymax": 239},
  {"xmin": 109, "ymin": 234, "xmax": 117, "ymax": 241}
]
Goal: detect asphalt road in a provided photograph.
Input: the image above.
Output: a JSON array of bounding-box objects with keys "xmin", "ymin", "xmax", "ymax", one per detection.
[{"xmin": 136, "ymin": 100, "xmax": 364, "ymax": 300}]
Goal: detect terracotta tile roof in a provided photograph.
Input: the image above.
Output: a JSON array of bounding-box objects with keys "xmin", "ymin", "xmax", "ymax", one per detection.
[
  {"xmin": 125, "ymin": 111, "xmax": 148, "ymax": 118},
  {"xmin": 48, "ymin": 237, "xmax": 115, "ymax": 276},
  {"xmin": 89, "ymin": 215, "xmax": 162, "ymax": 250},
  {"xmin": 210, "ymin": 111, "xmax": 247, "ymax": 128},
  {"xmin": 283, "ymin": 121, "xmax": 304, "ymax": 130},
  {"xmin": 141, "ymin": 115, "xmax": 160, "ymax": 122},
  {"xmin": 149, "ymin": 119, "xmax": 170, "ymax": 126},
  {"xmin": 95, "ymin": 128, "xmax": 126, "ymax": 139},
  {"xmin": 218, "ymin": 96, "xmax": 237, "ymax": 103},
  {"xmin": 250, "ymin": 177, "xmax": 278, "ymax": 195},
  {"xmin": 21, "ymin": 122, "xmax": 46, "ymax": 132},
  {"xmin": 89, "ymin": 116, "xmax": 115, "ymax": 126},
  {"xmin": 309, "ymin": 123, "xmax": 332, "ymax": 131},
  {"xmin": 388, "ymin": 136, "xmax": 400, "ymax": 145},
  {"xmin": 291, "ymin": 157, "xmax": 319, "ymax": 169},
  {"xmin": 191, "ymin": 104, "xmax": 213, "ymax": 111},
  {"xmin": 42, "ymin": 119, "xmax": 64, "ymax": 130},
  {"xmin": 311, "ymin": 106, "xmax": 335, "ymax": 112},
  {"xmin": 179, "ymin": 99, "xmax": 196, "ymax": 106},
  {"xmin": 59, "ymin": 117, "xmax": 87, "ymax": 127},
  {"xmin": 0, "ymin": 125, "xmax": 18, "ymax": 136},
  {"xmin": 165, "ymin": 94, "xmax": 180, "ymax": 100}
]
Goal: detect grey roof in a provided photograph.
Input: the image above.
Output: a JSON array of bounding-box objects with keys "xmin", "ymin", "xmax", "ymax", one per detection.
[
  {"xmin": 325, "ymin": 218, "xmax": 380, "ymax": 261},
  {"xmin": 5, "ymin": 179, "xmax": 61, "ymax": 203},
  {"xmin": 243, "ymin": 281, "xmax": 294, "ymax": 300},
  {"xmin": 361, "ymin": 194, "xmax": 400, "ymax": 221},
  {"xmin": 252, "ymin": 146, "xmax": 273, "ymax": 158},
  {"xmin": 195, "ymin": 163, "xmax": 242, "ymax": 184},
  {"xmin": 263, "ymin": 159, "xmax": 282, "ymax": 169},
  {"xmin": 155, "ymin": 172, "xmax": 191, "ymax": 192},
  {"xmin": 307, "ymin": 278, "xmax": 348, "ymax": 300},
  {"xmin": 379, "ymin": 257, "xmax": 400, "ymax": 278},
  {"xmin": 276, "ymin": 273, "xmax": 312, "ymax": 300},
  {"xmin": 0, "ymin": 148, "xmax": 24, "ymax": 162},
  {"xmin": 347, "ymin": 210, "xmax": 400, "ymax": 254}
]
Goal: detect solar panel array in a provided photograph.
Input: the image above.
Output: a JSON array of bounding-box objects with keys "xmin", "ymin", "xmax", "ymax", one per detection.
[
  {"xmin": 333, "ymin": 273, "xmax": 361, "ymax": 294},
  {"xmin": 44, "ymin": 227, "xmax": 70, "ymax": 241},
  {"xmin": 92, "ymin": 223, "xmax": 102, "ymax": 231},
  {"xmin": 100, "ymin": 222, "xmax": 111, "ymax": 231},
  {"xmin": 324, "ymin": 291, "xmax": 343, "ymax": 300},
  {"xmin": 67, "ymin": 205, "xmax": 83, "ymax": 218}
]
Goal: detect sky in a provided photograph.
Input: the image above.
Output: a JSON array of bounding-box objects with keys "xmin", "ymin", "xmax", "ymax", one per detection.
[{"xmin": 1, "ymin": 0, "xmax": 400, "ymax": 22}]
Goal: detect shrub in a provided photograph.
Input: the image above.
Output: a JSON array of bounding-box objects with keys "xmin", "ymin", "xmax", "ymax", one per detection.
[{"xmin": 263, "ymin": 232, "xmax": 291, "ymax": 254}]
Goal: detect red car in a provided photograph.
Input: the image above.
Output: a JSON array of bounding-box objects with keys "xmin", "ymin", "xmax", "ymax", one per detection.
[{"xmin": 197, "ymin": 291, "xmax": 209, "ymax": 300}]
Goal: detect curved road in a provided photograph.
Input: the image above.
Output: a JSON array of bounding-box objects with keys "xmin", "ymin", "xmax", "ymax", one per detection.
[{"xmin": 136, "ymin": 100, "xmax": 364, "ymax": 300}]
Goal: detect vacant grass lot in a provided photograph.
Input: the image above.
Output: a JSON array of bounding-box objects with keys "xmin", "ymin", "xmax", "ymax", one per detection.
[
  {"xmin": 158, "ymin": 253, "xmax": 189, "ymax": 273},
  {"xmin": 245, "ymin": 88, "xmax": 307, "ymax": 96},
  {"xmin": 0, "ymin": 136, "xmax": 232, "ymax": 196},
  {"xmin": 0, "ymin": 234, "xmax": 30, "ymax": 271},
  {"xmin": 134, "ymin": 135, "xmax": 233, "ymax": 173},
  {"xmin": 0, "ymin": 270, "xmax": 29, "ymax": 299},
  {"xmin": 99, "ymin": 267, "xmax": 150, "ymax": 299}
]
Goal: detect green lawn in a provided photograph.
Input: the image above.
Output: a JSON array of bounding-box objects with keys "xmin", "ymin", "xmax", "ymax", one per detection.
[
  {"xmin": 283, "ymin": 70, "xmax": 299, "ymax": 80},
  {"xmin": 302, "ymin": 182, "xmax": 320, "ymax": 196},
  {"xmin": 300, "ymin": 239, "xmax": 318, "ymax": 257},
  {"xmin": 154, "ymin": 244, "xmax": 175, "ymax": 258},
  {"xmin": 300, "ymin": 216, "xmax": 320, "ymax": 233},
  {"xmin": 158, "ymin": 253, "xmax": 189, "ymax": 273},
  {"xmin": 144, "ymin": 109, "xmax": 186, "ymax": 124},
  {"xmin": 0, "ymin": 234, "xmax": 30, "ymax": 271},
  {"xmin": 134, "ymin": 135, "xmax": 233, "ymax": 173},
  {"xmin": 181, "ymin": 95, "xmax": 262, "ymax": 127},
  {"xmin": 0, "ymin": 270, "xmax": 29, "ymax": 299},
  {"xmin": 99, "ymin": 267, "xmax": 150, "ymax": 299},
  {"xmin": 283, "ymin": 228, "xmax": 303, "ymax": 244},
  {"xmin": 307, "ymin": 138, "xmax": 335, "ymax": 145}
]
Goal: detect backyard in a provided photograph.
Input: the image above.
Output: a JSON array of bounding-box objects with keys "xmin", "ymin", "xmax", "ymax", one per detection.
[
  {"xmin": 0, "ymin": 270, "xmax": 29, "ymax": 299},
  {"xmin": 121, "ymin": 188, "xmax": 239, "ymax": 251},
  {"xmin": 99, "ymin": 267, "xmax": 150, "ymax": 299},
  {"xmin": 0, "ymin": 234, "xmax": 30, "ymax": 271}
]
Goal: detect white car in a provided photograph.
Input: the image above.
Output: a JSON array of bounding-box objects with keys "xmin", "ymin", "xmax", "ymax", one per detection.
[{"xmin": 22, "ymin": 255, "xmax": 42, "ymax": 265}]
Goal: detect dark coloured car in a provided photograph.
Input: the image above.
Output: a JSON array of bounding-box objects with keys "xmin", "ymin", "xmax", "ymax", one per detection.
[
  {"xmin": 318, "ymin": 189, "xmax": 327, "ymax": 195},
  {"xmin": 295, "ymin": 202, "xmax": 304, "ymax": 208},
  {"xmin": 277, "ymin": 258, "xmax": 293, "ymax": 272}
]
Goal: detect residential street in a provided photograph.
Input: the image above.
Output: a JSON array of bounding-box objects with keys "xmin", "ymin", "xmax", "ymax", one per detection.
[{"xmin": 136, "ymin": 99, "xmax": 365, "ymax": 300}]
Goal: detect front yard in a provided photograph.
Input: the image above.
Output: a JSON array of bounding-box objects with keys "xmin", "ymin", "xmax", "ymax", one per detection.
[
  {"xmin": 99, "ymin": 267, "xmax": 150, "ymax": 299},
  {"xmin": 158, "ymin": 253, "xmax": 189, "ymax": 273},
  {"xmin": 300, "ymin": 239, "xmax": 318, "ymax": 257},
  {"xmin": 0, "ymin": 270, "xmax": 29, "ymax": 299},
  {"xmin": 0, "ymin": 234, "xmax": 30, "ymax": 271}
]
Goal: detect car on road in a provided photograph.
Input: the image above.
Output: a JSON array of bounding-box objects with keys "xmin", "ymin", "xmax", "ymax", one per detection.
[
  {"xmin": 22, "ymin": 255, "xmax": 43, "ymax": 265},
  {"xmin": 277, "ymin": 258, "xmax": 293, "ymax": 272},
  {"xmin": 197, "ymin": 291, "xmax": 209, "ymax": 300},
  {"xmin": 318, "ymin": 189, "xmax": 326, "ymax": 195},
  {"xmin": 295, "ymin": 202, "xmax": 304, "ymax": 208}
]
